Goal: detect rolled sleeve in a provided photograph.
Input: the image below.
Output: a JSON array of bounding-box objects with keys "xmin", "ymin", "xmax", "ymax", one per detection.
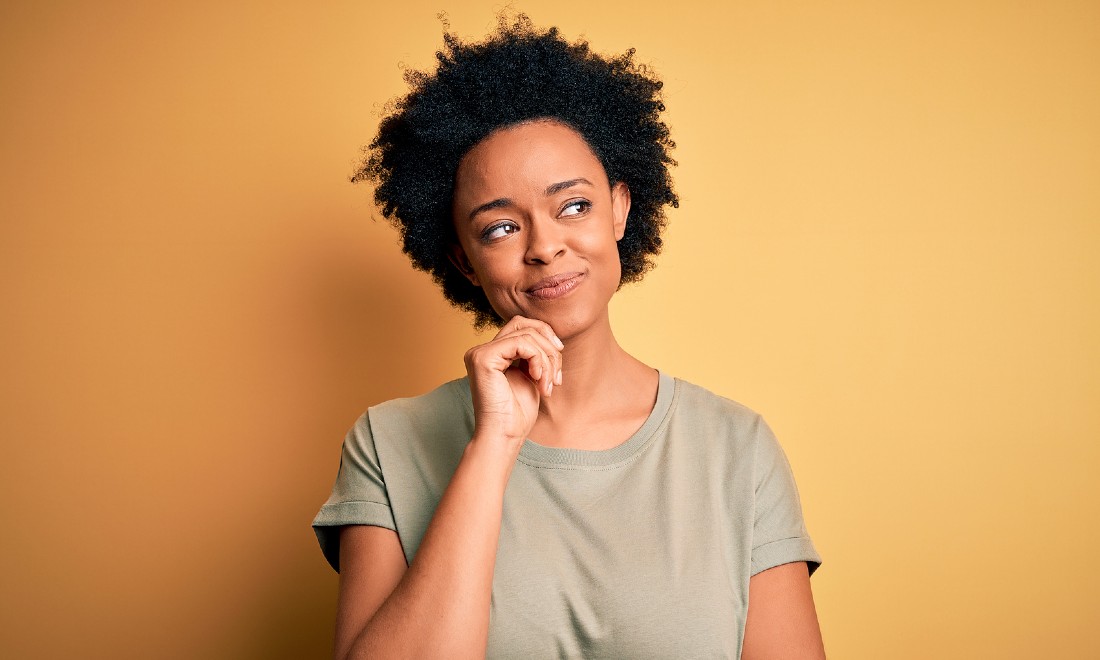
[
  {"xmin": 750, "ymin": 416, "xmax": 821, "ymax": 576},
  {"xmin": 311, "ymin": 412, "xmax": 396, "ymax": 572}
]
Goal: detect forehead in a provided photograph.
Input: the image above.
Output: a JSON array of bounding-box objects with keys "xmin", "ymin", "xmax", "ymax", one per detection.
[{"xmin": 454, "ymin": 121, "xmax": 609, "ymax": 201}]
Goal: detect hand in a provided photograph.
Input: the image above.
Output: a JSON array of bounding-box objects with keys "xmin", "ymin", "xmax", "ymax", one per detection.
[{"xmin": 463, "ymin": 316, "xmax": 564, "ymax": 453}]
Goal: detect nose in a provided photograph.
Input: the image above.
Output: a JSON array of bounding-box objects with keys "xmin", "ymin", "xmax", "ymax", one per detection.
[{"xmin": 524, "ymin": 216, "xmax": 566, "ymax": 265}]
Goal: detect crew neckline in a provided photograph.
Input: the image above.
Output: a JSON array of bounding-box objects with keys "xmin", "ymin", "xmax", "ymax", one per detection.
[{"xmin": 455, "ymin": 371, "xmax": 677, "ymax": 470}]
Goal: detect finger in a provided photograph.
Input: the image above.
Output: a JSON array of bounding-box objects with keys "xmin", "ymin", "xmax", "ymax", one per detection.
[
  {"xmin": 494, "ymin": 315, "xmax": 534, "ymax": 340},
  {"xmin": 497, "ymin": 315, "xmax": 564, "ymax": 351},
  {"xmin": 468, "ymin": 331, "xmax": 548, "ymax": 384},
  {"xmin": 497, "ymin": 326, "xmax": 561, "ymax": 374},
  {"xmin": 497, "ymin": 328, "xmax": 559, "ymax": 396},
  {"xmin": 498, "ymin": 334, "xmax": 550, "ymax": 387},
  {"xmin": 497, "ymin": 323, "xmax": 563, "ymax": 393}
]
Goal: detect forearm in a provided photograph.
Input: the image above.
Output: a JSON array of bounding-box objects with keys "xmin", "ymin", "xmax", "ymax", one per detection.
[
  {"xmin": 342, "ymin": 436, "xmax": 516, "ymax": 660},
  {"xmin": 741, "ymin": 562, "xmax": 825, "ymax": 660}
]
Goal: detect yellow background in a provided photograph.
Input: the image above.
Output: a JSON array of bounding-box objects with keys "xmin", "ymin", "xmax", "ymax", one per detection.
[{"xmin": 2, "ymin": 1, "xmax": 1097, "ymax": 658}]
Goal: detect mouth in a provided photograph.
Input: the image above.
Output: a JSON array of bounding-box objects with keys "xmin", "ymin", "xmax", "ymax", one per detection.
[{"xmin": 525, "ymin": 272, "xmax": 585, "ymax": 300}]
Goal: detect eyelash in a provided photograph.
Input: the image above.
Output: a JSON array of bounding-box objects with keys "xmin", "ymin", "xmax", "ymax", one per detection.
[
  {"xmin": 561, "ymin": 199, "xmax": 591, "ymax": 217},
  {"xmin": 478, "ymin": 199, "xmax": 593, "ymax": 242},
  {"xmin": 481, "ymin": 222, "xmax": 519, "ymax": 242}
]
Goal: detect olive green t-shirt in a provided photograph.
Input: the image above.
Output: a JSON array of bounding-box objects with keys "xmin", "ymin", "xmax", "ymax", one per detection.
[{"xmin": 313, "ymin": 372, "xmax": 820, "ymax": 658}]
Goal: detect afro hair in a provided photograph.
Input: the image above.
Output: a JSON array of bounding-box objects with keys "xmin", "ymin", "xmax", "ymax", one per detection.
[{"xmin": 353, "ymin": 14, "xmax": 678, "ymax": 328}]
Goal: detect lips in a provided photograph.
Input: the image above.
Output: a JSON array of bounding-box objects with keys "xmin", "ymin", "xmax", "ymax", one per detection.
[{"xmin": 526, "ymin": 272, "xmax": 585, "ymax": 300}]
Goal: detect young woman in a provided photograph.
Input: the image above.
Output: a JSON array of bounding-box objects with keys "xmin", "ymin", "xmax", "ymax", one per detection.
[{"xmin": 313, "ymin": 16, "xmax": 825, "ymax": 659}]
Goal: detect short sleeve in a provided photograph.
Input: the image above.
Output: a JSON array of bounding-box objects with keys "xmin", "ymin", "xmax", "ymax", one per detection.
[
  {"xmin": 749, "ymin": 416, "xmax": 821, "ymax": 577},
  {"xmin": 312, "ymin": 412, "xmax": 397, "ymax": 572}
]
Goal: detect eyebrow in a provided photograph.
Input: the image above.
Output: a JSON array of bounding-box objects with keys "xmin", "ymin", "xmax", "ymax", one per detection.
[
  {"xmin": 466, "ymin": 178, "xmax": 594, "ymax": 222},
  {"xmin": 544, "ymin": 177, "xmax": 592, "ymax": 196},
  {"xmin": 467, "ymin": 197, "xmax": 513, "ymax": 221}
]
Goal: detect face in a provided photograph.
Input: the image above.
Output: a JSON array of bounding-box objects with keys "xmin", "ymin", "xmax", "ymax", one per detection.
[{"xmin": 450, "ymin": 120, "xmax": 631, "ymax": 340}]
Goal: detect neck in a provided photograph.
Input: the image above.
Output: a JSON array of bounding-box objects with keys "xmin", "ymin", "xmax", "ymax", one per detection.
[{"xmin": 536, "ymin": 311, "xmax": 654, "ymax": 424}]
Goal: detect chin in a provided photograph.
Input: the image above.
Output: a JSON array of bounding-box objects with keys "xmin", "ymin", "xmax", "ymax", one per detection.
[
  {"xmin": 490, "ymin": 287, "xmax": 612, "ymax": 339},
  {"xmin": 546, "ymin": 308, "xmax": 606, "ymax": 341}
]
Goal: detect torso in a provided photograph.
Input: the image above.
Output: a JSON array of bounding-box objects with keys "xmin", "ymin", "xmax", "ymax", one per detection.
[{"xmin": 337, "ymin": 372, "xmax": 820, "ymax": 659}]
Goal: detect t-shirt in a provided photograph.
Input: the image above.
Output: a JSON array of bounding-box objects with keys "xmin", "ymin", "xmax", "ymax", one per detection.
[{"xmin": 313, "ymin": 372, "xmax": 821, "ymax": 658}]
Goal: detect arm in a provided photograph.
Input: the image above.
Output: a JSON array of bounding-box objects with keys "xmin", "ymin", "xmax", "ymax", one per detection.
[
  {"xmin": 334, "ymin": 526, "xmax": 405, "ymax": 657},
  {"xmin": 741, "ymin": 561, "xmax": 826, "ymax": 660},
  {"xmin": 334, "ymin": 439, "xmax": 516, "ymax": 659},
  {"xmin": 332, "ymin": 317, "xmax": 563, "ymax": 660}
]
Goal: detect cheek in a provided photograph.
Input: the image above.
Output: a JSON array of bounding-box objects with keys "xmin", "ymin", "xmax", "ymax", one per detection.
[
  {"xmin": 583, "ymin": 227, "xmax": 622, "ymax": 264},
  {"xmin": 470, "ymin": 252, "xmax": 521, "ymax": 303}
]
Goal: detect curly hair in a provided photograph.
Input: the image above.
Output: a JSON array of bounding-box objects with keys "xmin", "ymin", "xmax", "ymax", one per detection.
[{"xmin": 353, "ymin": 14, "xmax": 678, "ymax": 328}]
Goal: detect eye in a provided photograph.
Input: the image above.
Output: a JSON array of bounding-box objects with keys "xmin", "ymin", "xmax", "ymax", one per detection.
[
  {"xmin": 481, "ymin": 221, "xmax": 519, "ymax": 242},
  {"xmin": 560, "ymin": 199, "xmax": 591, "ymax": 218}
]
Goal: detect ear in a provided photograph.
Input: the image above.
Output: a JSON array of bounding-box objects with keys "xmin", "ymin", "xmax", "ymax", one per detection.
[
  {"xmin": 611, "ymin": 181, "xmax": 631, "ymax": 241},
  {"xmin": 447, "ymin": 243, "xmax": 480, "ymax": 287}
]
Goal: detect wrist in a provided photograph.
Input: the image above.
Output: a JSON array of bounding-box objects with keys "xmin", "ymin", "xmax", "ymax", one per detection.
[
  {"xmin": 464, "ymin": 433, "xmax": 522, "ymax": 484},
  {"xmin": 470, "ymin": 425, "xmax": 527, "ymax": 456}
]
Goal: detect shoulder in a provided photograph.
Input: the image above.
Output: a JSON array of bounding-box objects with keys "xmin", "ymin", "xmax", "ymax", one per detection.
[
  {"xmin": 367, "ymin": 377, "xmax": 471, "ymax": 430},
  {"xmin": 668, "ymin": 376, "xmax": 768, "ymax": 434},
  {"xmin": 363, "ymin": 377, "xmax": 474, "ymax": 462},
  {"xmin": 662, "ymin": 375, "xmax": 790, "ymax": 470}
]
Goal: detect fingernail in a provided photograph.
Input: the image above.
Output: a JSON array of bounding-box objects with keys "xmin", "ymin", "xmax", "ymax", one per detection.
[
  {"xmin": 551, "ymin": 335, "xmax": 564, "ymax": 350},
  {"xmin": 555, "ymin": 369, "xmax": 562, "ymax": 386}
]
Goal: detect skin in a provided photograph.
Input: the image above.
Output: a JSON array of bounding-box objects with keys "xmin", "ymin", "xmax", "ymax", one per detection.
[{"xmin": 332, "ymin": 120, "xmax": 825, "ymax": 659}]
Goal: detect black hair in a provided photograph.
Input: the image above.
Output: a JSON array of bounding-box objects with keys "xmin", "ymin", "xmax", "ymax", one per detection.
[{"xmin": 353, "ymin": 14, "xmax": 678, "ymax": 328}]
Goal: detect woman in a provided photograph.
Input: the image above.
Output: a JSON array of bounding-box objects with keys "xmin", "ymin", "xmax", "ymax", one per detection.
[{"xmin": 313, "ymin": 16, "xmax": 824, "ymax": 659}]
